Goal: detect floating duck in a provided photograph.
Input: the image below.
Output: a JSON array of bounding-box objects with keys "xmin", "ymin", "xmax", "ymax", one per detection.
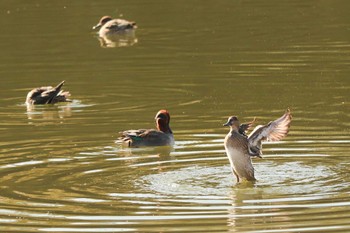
[
  {"xmin": 119, "ymin": 110, "xmax": 174, "ymax": 147},
  {"xmin": 92, "ymin": 16, "xmax": 137, "ymax": 37},
  {"xmin": 25, "ymin": 80, "xmax": 71, "ymax": 105}
]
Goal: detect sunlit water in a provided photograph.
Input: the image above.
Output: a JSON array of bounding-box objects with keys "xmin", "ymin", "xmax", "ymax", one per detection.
[{"xmin": 1, "ymin": 1, "xmax": 350, "ymax": 232}]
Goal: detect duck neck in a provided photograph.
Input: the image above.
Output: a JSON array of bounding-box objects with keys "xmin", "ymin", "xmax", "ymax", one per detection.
[
  {"xmin": 156, "ymin": 119, "xmax": 172, "ymax": 134},
  {"xmin": 230, "ymin": 125, "xmax": 239, "ymax": 134}
]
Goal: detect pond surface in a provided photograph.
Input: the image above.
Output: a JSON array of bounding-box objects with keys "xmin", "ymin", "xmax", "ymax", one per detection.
[{"xmin": 1, "ymin": 0, "xmax": 350, "ymax": 232}]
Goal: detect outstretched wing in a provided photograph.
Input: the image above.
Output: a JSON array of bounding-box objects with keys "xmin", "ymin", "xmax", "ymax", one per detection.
[{"xmin": 248, "ymin": 109, "xmax": 292, "ymax": 155}]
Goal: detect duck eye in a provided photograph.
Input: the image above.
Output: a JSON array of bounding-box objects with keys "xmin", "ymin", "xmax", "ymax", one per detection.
[
  {"xmin": 158, "ymin": 114, "xmax": 165, "ymax": 119},
  {"xmin": 102, "ymin": 17, "xmax": 112, "ymax": 24}
]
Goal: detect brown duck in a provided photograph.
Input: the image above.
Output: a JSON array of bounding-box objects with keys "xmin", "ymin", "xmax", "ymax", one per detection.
[
  {"xmin": 93, "ymin": 16, "xmax": 137, "ymax": 37},
  {"xmin": 119, "ymin": 110, "xmax": 174, "ymax": 147},
  {"xmin": 223, "ymin": 109, "xmax": 292, "ymax": 182},
  {"xmin": 25, "ymin": 81, "xmax": 71, "ymax": 105}
]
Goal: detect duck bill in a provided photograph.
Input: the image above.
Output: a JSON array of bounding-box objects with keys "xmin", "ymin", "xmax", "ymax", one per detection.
[
  {"xmin": 92, "ymin": 24, "xmax": 102, "ymax": 30},
  {"xmin": 223, "ymin": 121, "xmax": 231, "ymax": 127}
]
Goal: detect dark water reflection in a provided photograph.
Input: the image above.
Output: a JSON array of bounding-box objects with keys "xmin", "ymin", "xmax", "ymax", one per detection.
[
  {"xmin": 92, "ymin": 28, "xmax": 138, "ymax": 48},
  {"xmin": 1, "ymin": 0, "xmax": 350, "ymax": 232}
]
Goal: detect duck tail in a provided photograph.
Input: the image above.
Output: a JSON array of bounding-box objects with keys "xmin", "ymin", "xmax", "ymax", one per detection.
[
  {"xmin": 54, "ymin": 80, "xmax": 65, "ymax": 90},
  {"xmin": 46, "ymin": 80, "xmax": 65, "ymax": 104}
]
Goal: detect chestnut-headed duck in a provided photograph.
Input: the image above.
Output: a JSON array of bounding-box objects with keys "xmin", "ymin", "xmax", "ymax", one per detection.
[
  {"xmin": 25, "ymin": 80, "xmax": 71, "ymax": 105},
  {"xmin": 92, "ymin": 16, "xmax": 137, "ymax": 37},
  {"xmin": 119, "ymin": 110, "xmax": 174, "ymax": 147},
  {"xmin": 223, "ymin": 109, "xmax": 292, "ymax": 182}
]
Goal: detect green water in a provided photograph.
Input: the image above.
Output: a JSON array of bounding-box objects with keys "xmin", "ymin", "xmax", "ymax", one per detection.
[{"xmin": 0, "ymin": 1, "xmax": 349, "ymax": 232}]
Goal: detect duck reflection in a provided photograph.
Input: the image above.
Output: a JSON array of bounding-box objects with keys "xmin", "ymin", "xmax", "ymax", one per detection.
[
  {"xmin": 111, "ymin": 144, "xmax": 173, "ymax": 158},
  {"xmin": 227, "ymin": 185, "xmax": 261, "ymax": 229},
  {"xmin": 102, "ymin": 143, "xmax": 173, "ymax": 170},
  {"xmin": 97, "ymin": 31, "xmax": 138, "ymax": 48},
  {"xmin": 26, "ymin": 104, "xmax": 72, "ymax": 120}
]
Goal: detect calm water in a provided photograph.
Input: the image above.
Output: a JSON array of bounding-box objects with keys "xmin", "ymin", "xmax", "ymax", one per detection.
[{"xmin": 1, "ymin": 0, "xmax": 350, "ymax": 232}]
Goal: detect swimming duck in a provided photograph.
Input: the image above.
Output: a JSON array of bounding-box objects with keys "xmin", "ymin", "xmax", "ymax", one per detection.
[
  {"xmin": 223, "ymin": 109, "xmax": 292, "ymax": 182},
  {"xmin": 92, "ymin": 16, "xmax": 137, "ymax": 37},
  {"xmin": 25, "ymin": 80, "xmax": 71, "ymax": 105},
  {"xmin": 119, "ymin": 110, "xmax": 174, "ymax": 147}
]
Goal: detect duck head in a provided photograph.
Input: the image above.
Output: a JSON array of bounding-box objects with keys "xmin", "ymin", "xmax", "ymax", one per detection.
[
  {"xmin": 155, "ymin": 110, "xmax": 172, "ymax": 134},
  {"xmin": 223, "ymin": 116, "xmax": 240, "ymax": 131},
  {"xmin": 93, "ymin": 16, "xmax": 113, "ymax": 30}
]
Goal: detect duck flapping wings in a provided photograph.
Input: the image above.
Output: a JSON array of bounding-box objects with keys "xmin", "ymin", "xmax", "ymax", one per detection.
[{"xmin": 247, "ymin": 109, "xmax": 292, "ymax": 158}]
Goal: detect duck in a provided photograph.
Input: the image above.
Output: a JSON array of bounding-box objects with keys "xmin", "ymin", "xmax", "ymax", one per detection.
[
  {"xmin": 119, "ymin": 110, "xmax": 174, "ymax": 147},
  {"xmin": 92, "ymin": 16, "xmax": 137, "ymax": 37},
  {"xmin": 223, "ymin": 109, "xmax": 292, "ymax": 182},
  {"xmin": 25, "ymin": 80, "xmax": 71, "ymax": 105}
]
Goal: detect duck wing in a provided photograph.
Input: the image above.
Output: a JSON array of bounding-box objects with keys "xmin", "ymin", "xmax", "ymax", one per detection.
[
  {"xmin": 119, "ymin": 129, "xmax": 171, "ymax": 147},
  {"xmin": 239, "ymin": 117, "xmax": 256, "ymax": 137},
  {"xmin": 106, "ymin": 19, "xmax": 136, "ymax": 31},
  {"xmin": 120, "ymin": 129, "xmax": 147, "ymax": 138},
  {"xmin": 248, "ymin": 109, "xmax": 292, "ymax": 156},
  {"xmin": 43, "ymin": 80, "xmax": 66, "ymax": 104}
]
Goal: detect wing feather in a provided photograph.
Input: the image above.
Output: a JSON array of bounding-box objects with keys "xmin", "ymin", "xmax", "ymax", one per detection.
[
  {"xmin": 118, "ymin": 129, "xmax": 172, "ymax": 147},
  {"xmin": 106, "ymin": 19, "xmax": 135, "ymax": 31},
  {"xmin": 248, "ymin": 109, "xmax": 292, "ymax": 155},
  {"xmin": 239, "ymin": 117, "xmax": 256, "ymax": 136}
]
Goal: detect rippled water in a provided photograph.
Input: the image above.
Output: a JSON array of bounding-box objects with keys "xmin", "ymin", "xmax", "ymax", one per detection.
[{"xmin": 1, "ymin": 0, "xmax": 350, "ymax": 232}]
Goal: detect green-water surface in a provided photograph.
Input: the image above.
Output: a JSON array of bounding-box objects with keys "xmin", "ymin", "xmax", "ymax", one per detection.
[{"xmin": 0, "ymin": 0, "xmax": 349, "ymax": 232}]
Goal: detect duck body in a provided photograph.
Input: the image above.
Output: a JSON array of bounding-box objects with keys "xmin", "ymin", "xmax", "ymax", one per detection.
[
  {"xmin": 25, "ymin": 81, "xmax": 71, "ymax": 105},
  {"xmin": 120, "ymin": 129, "xmax": 174, "ymax": 147},
  {"xmin": 93, "ymin": 16, "xmax": 137, "ymax": 37},
  {"xmin": 223, "ymin": 109, "xmax": 292, "ymax": 182},
  {"xmin": 224, "ymin": 130, "xmax": 256, "ymax": 181},
  {"xmin": 119, "ymin": 110, "xmax": 174, "ymax": 147}
]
